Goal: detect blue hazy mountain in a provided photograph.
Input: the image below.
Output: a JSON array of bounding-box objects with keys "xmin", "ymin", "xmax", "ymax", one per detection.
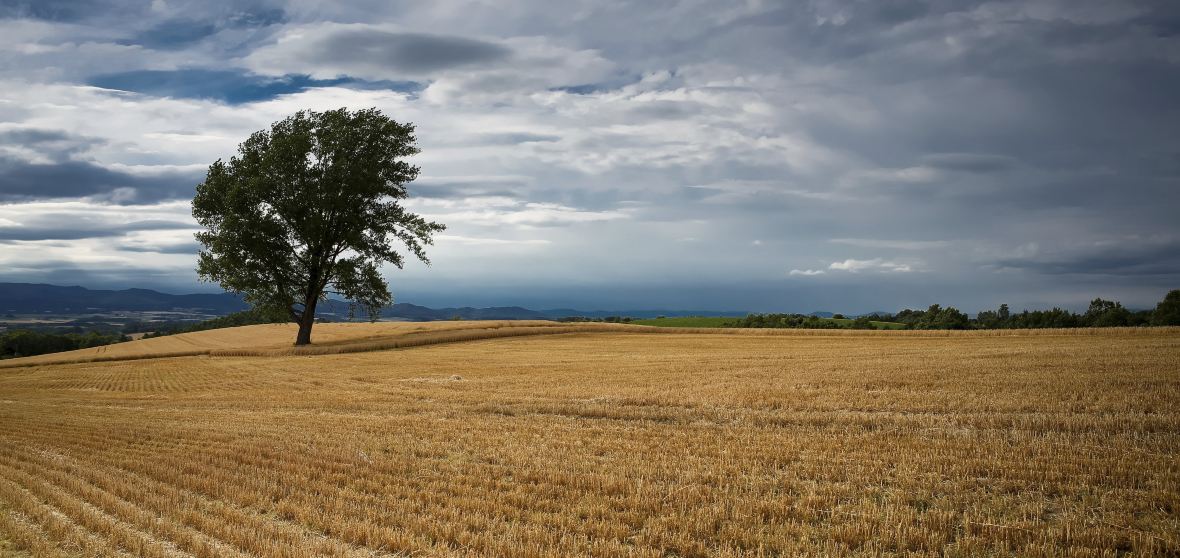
[{"xmin": 0, "ymin": 283, "xmax": 749, "ymax": 321}]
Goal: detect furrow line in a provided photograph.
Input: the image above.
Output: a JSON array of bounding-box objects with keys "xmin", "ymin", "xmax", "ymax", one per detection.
[
  {"xmin": 0, "ymin": 445, "xmax": 233, "ymax": 558},
  {"xmin": 0, "ymin": 469, "xmax": 137, "ymax": 557},
  {"xmin": 0, "ymin": 499, "xmax": 69, "ymax": 557},
  {"xmin": 0, "ymin": 444, "xmax": 376, "ymax": 558},
  {"xmin": 0, "ymin": 457, "xmax": 176, "ymax": 557}
]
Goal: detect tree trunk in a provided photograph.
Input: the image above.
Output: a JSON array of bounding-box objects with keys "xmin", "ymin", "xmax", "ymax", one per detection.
[{"xmin": 294, "ymin": 297, "xmax": 319, "ymax": 346}]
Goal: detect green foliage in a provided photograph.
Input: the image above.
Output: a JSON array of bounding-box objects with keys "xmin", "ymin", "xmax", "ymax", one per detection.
[
  {"xmin": 926, "ymin": 305, "xmax": 970, "ymax": 330},
  {"xmin": 1084, "ymin": 298, "xmax": 1133, "ymax": 327},
  {"xmin": 560, "ymin": 292, "xmax": 1177, "ymax": 332},
  {"xmin": 192, "ymin": 107, "xmax": 444, "ymax": 345},
  {"xmin": 887, "ymin": 305, "xmax": 971, "ymax": 329},
  {"xmin": 715, "ymin": 314, "xmax": 907, "ymax": 330},
  {"xmin": 732, "ymin": 314, "xmax": 865, "ymax": 330},
  {"xmin": 976, "ymin": 306, "xmax": 1083, "ymax": 328},
  {"xmin": 850, "ymin": 316, "xmax": 875, "ymax": 329},
  {"xmin": 1152, "ymin": 290, "xmax": 1180, "ymax": 326},
  {"xmin": 973, "ymin": 297, "xmax": 1156, "ymax": 329},
  {"xmin": 0, "ymin": 330, "xmax": 127, "ymax": 359},
  {"xmin": 827, "ymin": 296, "xmax": 1164, "ymax": 331}
]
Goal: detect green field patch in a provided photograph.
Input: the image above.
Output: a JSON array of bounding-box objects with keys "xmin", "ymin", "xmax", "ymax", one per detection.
[
  {"xmin": 634, "ymin": 316, "xmax": 907, "ymax": 329},
  {"xmin": 632, "ymin": 316, "xmax": 740, "ymax": 327}
]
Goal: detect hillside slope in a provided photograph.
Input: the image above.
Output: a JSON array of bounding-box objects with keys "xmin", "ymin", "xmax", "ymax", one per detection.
[{"xmin": 0, "ymin": 320, "xmax": 636, "ymax": 366}]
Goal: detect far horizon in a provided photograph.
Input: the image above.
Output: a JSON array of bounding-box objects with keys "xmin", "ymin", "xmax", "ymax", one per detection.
[{"xmin": 3, "ymin": 280, "xmax": 1170, "ymax": 316}]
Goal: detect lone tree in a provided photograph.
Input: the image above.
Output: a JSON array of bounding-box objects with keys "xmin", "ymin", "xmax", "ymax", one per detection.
[{"xmin": 193, "ymin": 107, "xmax": 444, "ymax": 345}]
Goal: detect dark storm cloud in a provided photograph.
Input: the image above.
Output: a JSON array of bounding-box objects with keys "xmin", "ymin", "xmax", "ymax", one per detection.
[
  {"xmin": 122, "ymin": 20, "xmax": 220, "ymax": 50},
  {"xmin": 551, "ymin": 84, "xmax": 609, "ymax": 95},
  {"xmin": 0, "ymin": 219, "xmax": 195, "ymax": 242},
  {"xmin": 0, "ymin": 129, "xmax": 105, "ymax": 159},
  {"xmin": 87, "ymin": 70, "xmax": 421, "ymax": 104},
  {"xmin": 992, "ymin": 238, "xmax": 1180, "ymax": 277},
  {"xmin": 920, "ymin": 153, "xmax": 1016, "ymax": 174},
  {"xmin": 1133, "ymin": 9, "xmax": 1180, "ymax": 37},
  {"xmin": 0, "ymin": 129, "xmax": 72, "ymax": 144},
  {"xmin": 703, "ymin": 2, "xmax": 1180, "ymax": 250},
  {"xmin": 305, "ymin": 30, "xmax": 511, "ymax": 73},
  {"xmin": 0, "ymin": 156, "xmax": 199, "ymax": 204}
]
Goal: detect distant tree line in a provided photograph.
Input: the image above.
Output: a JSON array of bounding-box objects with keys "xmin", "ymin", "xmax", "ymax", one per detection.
[
  {"xmin": 141, "ymin": 308, "xmax": 289, "ymax": 339},
  {"xmin": 734, "ymin": 290, "xmax": 1180, "ymax": 331},
  {"xmin": 0, "ymin": 330, "xmax": 128, "ymax": 359},
  {"xmin": 732, "ymin": 314, "xmax": 879, "ymax": 329},
  {"xmin": 972, "ymin": 299, "xmax": 1147, "ymax": 329}
]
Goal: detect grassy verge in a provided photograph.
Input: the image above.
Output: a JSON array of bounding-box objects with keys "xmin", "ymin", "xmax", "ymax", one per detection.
[{"xmin": 631, "ymin": 316, "xmax": 739, "ymax": 327}]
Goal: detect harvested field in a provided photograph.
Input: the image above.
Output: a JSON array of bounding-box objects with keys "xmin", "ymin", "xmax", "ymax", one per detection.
[
  {"xmin": 0, "ymin": 325, "xmax": 1177, "ymax": 556},
  {"xmin": 5, "ymin": 320, "xmax": 1159, "ymax": 369},
  {"xmin": 0, "ymin": 321, "xmax": 588, "ymax": 367}
]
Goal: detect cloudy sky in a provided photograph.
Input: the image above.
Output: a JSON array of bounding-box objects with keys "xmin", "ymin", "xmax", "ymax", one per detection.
[{"xmin": 0, "ymin": 0, "xmax": 1177, "ymax": 313}]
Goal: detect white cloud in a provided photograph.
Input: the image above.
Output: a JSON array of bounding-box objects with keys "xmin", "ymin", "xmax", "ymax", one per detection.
[
  {"xmin": 407, "ymin": 197, "xmax": 629, "ymax": 228},
  {"xmin": 0, "ymin": 200, "xmax": 198, "ymax": 277},
  {"xmin": 435, "ymin": 234, "xmax": 550, "ymax": 246},
  {"xmin": 828, "ymin": 259, "xmax": 915, "ymax": 273},
  {"xmin": 118, "ymin": 229, "xmax": 199, "ymax": 253},
  {"xmin": 0, "ymin": 200, "xmax": 194, "ymax": 228},
  {"xmin": 788, "ymin": 269, "xmax": 825, "ymax": 276}
]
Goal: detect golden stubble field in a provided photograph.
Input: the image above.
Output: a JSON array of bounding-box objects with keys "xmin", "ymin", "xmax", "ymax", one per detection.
[{"xmin": 0, "ymin": 324, "xmax": 1177, "ymax": 557}]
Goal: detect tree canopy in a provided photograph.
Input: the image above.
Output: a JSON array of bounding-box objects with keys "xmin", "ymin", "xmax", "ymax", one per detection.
[
  {"xmin": 1153, "ymin": 290, "xmax": 1180, "ymax": 326},
  {"xmin": 193, "ymin": 107, "xmax": 444, "ymax": 345}
]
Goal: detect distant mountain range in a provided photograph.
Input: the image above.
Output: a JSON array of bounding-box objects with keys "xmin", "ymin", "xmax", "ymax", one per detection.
[
  {"xmin": 0, "ymin": 283, "xmax": 748, "ymax": 321},
  {"xmin": 0, "ymin": 283, "xmax": 249, "ymax": 314}
]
